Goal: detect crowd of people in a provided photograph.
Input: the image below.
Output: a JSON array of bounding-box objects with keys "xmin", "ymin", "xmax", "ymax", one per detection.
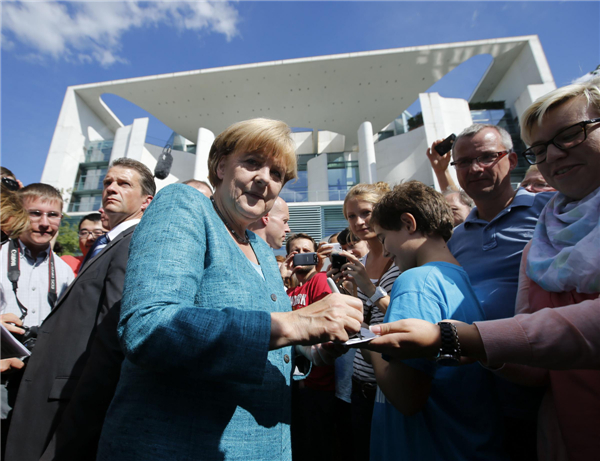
[{"xmin": 0, "ymin": 77, "xmax": 598, "ymax": 461}]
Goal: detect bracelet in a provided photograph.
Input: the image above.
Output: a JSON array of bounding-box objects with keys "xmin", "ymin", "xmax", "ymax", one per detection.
[{"xmin": 435, "ymin": 322, "xmax": 461, "ymax": 366}]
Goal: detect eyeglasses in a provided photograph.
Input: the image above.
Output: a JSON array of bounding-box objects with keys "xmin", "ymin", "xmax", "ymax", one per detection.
[
  {"xmin": 522, "ymin": 118, "xmax": 600, "ymax": 165},
  {"xmin": 28, "ymin": 210, "xmax": 62, "ymax": 223},
  {"xmin": 78, "ymin": 230, "xmax": 106, "ymax": 238},
  {"xmin": 450, "ymin": 151, "xmax": 510, "ymax": 169}
]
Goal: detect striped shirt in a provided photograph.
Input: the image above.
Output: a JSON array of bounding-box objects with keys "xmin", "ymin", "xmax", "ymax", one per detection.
[{"xmin": 352, "ymin": 257, "xmax": 401, "ymax": 383}]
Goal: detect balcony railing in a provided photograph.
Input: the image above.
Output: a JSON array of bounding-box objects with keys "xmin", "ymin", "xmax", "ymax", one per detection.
[
  {"xmin": 74, "ymin": 175, "xmax": 103, "ymax": 192},
  {"xmin": 279, "ymin": 188, "xmax": 350, "ymax": 203}
]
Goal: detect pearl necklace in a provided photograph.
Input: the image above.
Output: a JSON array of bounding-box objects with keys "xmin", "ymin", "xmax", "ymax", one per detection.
[{"xmin": 210, "ymin": 196, "xmax": 250, "ymax": 245}]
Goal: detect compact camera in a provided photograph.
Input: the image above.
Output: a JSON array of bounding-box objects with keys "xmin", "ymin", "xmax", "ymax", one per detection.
[
  {"xmin": 14, "ymin": 325, "xmax": 38, "ymax": 352},
  {"xmin": 292, "ymin": 252, "xmax": 319, "ymax": 267}
]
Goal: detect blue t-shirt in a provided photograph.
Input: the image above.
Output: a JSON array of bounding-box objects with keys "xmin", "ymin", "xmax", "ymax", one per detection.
[
  {"xmin": 370, "ymin": 262, "xmax": 508, "ymax": 461},
  {"xmin": 448, "ymin": 188, "xmax": 553, "ymax": 321}
]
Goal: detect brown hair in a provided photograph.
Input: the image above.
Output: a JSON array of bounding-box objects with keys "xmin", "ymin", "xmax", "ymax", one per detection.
[
  {"xmin": 18, "ymin": 183, "xmax": 63, "ymax": 207},
  {"xmin": 285, "ymin": 232, "xmax": 317, "ymax": 255},
  {"xmin": 342, "ymin": 182, "xmax": 390, "ymax": 219},
  {"xmin": 1, "ymin": 185, "xmax": 29, "ymax": 238},
  {"xmin": 371, "ymin": 180, "xmax": 454, "ymax": 242},
  {"xmin": 109, "ymin": 158, "xmax": 156, "ymax": 197},
  {"xmin": 207, "ymin": 118, "xmax": 297, "ymax": 188}
]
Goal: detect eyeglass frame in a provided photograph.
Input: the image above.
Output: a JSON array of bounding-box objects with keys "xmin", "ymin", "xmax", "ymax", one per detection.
[
  {"xmin": 522, "ymin": 118, "xmax": 600, "ymax": 165},
  {"xmin": 27, "ymin": 210, "xmax": 63, "ymax": 223},
  {"xmin": 78, "ymin": 229, "xmax": 107, "ymax": 238},
  {"xmin": 450, "ymin": 151, "xmax": 511, "ymax": 169}
]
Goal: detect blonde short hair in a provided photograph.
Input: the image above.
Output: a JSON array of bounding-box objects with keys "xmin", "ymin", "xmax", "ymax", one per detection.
[
  {"xmin": 520, "ymin": 77, "xmax": 600, "ymax": 145},
  {"xmin": 207, "ymin": 118, "xmax": 297, "ymax": 188},
  {"xmin": 343, "ymin": 182, "xmax": 391, "ymax": 219},
  {"xmin": 1, "ymin": 185, "xmax": 29, "ymax": 238}
]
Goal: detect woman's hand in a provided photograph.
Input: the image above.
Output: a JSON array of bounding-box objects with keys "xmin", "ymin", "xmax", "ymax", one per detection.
[
  {"xmin": 339, "ymin": 252, "xmax": 376, "ymax": 297},
  {"xmin": 1, "ymin": 313, "xmax": 25, "ymax": 335},
  {"xmin": 363, "ymin": 319, "xmax": 442, "ymax": 359},
  {"xmin": 270, "ymin": 293, "xmax": 363, "ymax": 349},
  {"xmin": 315, "ymin": 242, "xmax": 334, "ymax": 273}
]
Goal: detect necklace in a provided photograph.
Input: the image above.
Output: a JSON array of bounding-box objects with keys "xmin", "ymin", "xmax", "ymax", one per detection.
[{"xmin": 210, "ymin": 196, "xmax": 250, "ymax": 245}]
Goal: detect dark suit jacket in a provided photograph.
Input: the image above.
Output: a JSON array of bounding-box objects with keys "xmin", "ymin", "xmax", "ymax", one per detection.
[{"xmin": 4, "ymin": 225, "xmax": 136, "ymax": 461}]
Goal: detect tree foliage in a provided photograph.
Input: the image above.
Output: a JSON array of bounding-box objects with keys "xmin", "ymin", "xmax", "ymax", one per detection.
[{"xmin": 56, "ymin": 219, "xmax": 80, "ymax": 256}]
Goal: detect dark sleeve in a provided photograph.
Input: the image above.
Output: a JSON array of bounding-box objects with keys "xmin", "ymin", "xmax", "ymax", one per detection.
[{"xmin": 39, "ymin": 304, "xmax": 124, "ymax": 461}]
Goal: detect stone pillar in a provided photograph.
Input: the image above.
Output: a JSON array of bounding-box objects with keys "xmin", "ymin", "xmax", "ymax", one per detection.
[
  {"xmin": 194, "ymin": 127, "xmax": 215, "ymax": 183},
  {"xmin": 358, "ymin": 121, "xmax": 377, "ymax": 184}
]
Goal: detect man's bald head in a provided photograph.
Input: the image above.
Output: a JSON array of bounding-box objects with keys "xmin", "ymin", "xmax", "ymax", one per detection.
[{"xmin": 248, "ymin": 197, "xmax": 290, "ymax": 249}]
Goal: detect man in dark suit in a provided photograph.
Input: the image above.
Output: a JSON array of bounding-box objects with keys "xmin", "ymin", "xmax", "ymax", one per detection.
[{"xmin": 5, "ymin": 158, "xmax": 155, "ymax": 461}]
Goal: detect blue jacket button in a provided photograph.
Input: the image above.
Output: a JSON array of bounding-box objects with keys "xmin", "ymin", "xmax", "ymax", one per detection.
[{"xmin": 271, "ymin": 293, "xmax": 277, "ymax": 301}]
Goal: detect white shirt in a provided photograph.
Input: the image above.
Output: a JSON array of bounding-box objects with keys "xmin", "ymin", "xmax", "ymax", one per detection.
[{"xmin": 0, "ymin": 240, "xmax": 75, "ymax": 327}]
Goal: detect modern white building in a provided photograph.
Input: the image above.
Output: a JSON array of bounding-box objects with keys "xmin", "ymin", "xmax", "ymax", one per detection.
[{"xmin": 42, "ymin": 35, "xmax": 556, "ymax": 241}]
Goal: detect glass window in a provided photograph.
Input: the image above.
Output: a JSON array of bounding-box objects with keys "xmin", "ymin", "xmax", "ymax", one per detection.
[
  {"xmin": 68, "ymin": 194, "xmax": 102, "ymax": 213},
  {"xmin": 75, "ymin": 167, "xmax": 107, "ymax": 191},
  {"xmin": 327, "ymin": 153, "xmax": 359, "ymax": 201},
  {"xmin": 280, "ymin": 154, "xmax": 316, "ymax": 203}
]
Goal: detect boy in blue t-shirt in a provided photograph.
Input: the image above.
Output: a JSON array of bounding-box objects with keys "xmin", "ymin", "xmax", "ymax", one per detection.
[{"xmin": 363, "ymin": 181, "xmax": 507, "ymax": 461}]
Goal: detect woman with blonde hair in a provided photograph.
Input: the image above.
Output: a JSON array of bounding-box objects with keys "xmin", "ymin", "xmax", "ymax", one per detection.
[
  {"xmin": 96, "ymin": 118, "xmax": 362, "ymax": 461},
  {"xmin": 330, "ymin": 181, "xmax": 401, "ymax": 461}
]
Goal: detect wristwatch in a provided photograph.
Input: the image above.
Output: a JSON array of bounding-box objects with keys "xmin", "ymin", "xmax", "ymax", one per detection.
[
  {"xmin": 435, "ymin": 322, "xmax": 461, "ymax": 366},
  {"xmin": 369, "ymin": 286, "xmax": 387, "ymax": 304}
]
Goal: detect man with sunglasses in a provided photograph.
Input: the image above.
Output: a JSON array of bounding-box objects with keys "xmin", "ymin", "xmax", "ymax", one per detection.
[
  {"xmin": 437, "ymin": 124, "xmax": 555, "ymax": 461},
  {"xmin": 61, "ymin": 212, "xmax": 108, "ymax": 276}
]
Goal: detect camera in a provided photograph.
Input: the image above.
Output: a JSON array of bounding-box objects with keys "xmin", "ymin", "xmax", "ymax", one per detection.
[
  {"xmin": 330, "ymin": 253, "xmax": 348, "ymax": 271},
  {"xmin": 293, "ymin": 252, "xmax": 319, "ymax": 267},
  {"xmin": 14, "ymin": 325, "xmax": 38, "ymax": 352}
]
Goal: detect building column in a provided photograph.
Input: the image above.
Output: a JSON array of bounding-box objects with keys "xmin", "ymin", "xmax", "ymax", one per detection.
[
  {"xmin": 307, "ymin": 153, "xmax": 329, "ymax": 202},
  {"xmin": 194, "ymin": 127, "xmax": 215, "ymax": 183},
  {"xmin": 358, "ymin": 122, "xmax": 377, "ymax": 184}
]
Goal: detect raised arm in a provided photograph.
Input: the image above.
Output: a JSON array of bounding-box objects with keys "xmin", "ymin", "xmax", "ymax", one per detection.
[{"xmin": 426, "ymin": 139, "xmax": 458, "ymax": 192}]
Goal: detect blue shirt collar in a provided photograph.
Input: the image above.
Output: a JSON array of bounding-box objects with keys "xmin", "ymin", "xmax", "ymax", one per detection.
[{"xmin": 463, "ymin": 188, "xmax": 537, "ymax": 226}]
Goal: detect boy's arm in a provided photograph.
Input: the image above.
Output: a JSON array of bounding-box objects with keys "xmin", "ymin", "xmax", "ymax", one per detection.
[{"xmin": 369, "ymin": 351, "xmax": 431, "ymax": 416}]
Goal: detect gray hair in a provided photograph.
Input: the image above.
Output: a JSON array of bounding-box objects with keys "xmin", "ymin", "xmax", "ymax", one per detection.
[
  {"xmin": 453, "ymin": 124, "xmax": 513, "ymax": 154},
  {"xmin": 442, "ymin": 188, "xmax": 474, "ymax": 209}
]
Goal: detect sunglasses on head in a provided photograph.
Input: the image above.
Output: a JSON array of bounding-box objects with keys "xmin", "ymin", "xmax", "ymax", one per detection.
[{"xmin": 1, "ymin": 177, "xmax": 19, "ymax": 191}]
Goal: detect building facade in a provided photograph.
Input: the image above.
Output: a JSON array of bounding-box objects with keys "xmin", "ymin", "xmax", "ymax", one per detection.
[{"xmin": 42, "ymin": 35, "xmax": 556, "ymax": 243}]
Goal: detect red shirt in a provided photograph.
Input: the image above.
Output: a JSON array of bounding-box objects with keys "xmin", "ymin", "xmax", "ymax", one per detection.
[
  {"xmin": 61, "ymin": 255, "xmax": 84, "ymax": 276},
  {"xmin": 287, "ymin": 272, "xmax": 334, "ymax": 391}
]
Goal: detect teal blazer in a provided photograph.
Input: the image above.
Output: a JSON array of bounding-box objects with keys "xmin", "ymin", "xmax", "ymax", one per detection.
[{"xmin": 97, "ymin": 184, "xmax": 294, "ymax": 461}]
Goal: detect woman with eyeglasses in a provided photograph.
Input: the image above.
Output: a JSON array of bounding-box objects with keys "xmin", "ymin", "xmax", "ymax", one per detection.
[{"xmin": 364, "ymin": 78, "xmax": 600, "ymax": 461}]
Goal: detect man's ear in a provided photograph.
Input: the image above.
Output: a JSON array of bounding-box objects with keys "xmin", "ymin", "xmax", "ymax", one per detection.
[
  {"xmin": 400, "ymin": 213, "xmax": 418, "ymax": 233},
  {"xmin": 141, "ymin": 196, "xmax": 153, "ymax": 212},
  {"xmin": 508, "ymin": 152, "xmax": 518, "ymax": 172},
  {"xmin": 261, "ymin": 214, "xmax": 270, "ymax": 226}
]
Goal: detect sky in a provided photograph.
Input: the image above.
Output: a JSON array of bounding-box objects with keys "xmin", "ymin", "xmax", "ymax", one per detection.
[{"xmin": 2, "ymin": 1, "xmax": 599, "ymax": 186}]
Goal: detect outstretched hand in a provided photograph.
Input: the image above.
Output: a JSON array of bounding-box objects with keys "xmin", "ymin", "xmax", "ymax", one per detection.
[
  {"xmin": 1, "ymin": 313, "xmax": 25, "ymax": 335},
  {"xmin": 362, "ymin": 318, "xmax": 442, "ymax": 359},
  {"xmin": 270, "ymin": 293, "xmax": 363, "ymax": 349}
]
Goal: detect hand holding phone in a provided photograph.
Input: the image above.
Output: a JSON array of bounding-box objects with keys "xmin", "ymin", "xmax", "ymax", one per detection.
[
  {"xmin": 293, "ymin": 252, "xmax": 319, "ymax": 267},
  {"xmin": 434, "ymin": 133, "xmax": 456, "ymax": 155}
]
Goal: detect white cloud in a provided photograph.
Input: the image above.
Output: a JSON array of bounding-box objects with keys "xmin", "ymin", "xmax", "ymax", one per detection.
[{"xmin": 1, "ymin": 0, "xmax": 240, "ymax": 67}]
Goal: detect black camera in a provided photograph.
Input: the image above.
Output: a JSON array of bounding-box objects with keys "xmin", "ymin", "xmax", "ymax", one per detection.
[
  {"xmin": 330, "ymin": 253, "xmax": 348, "ymax": 271},
  {"xmin": 293, "ymin": 252, "xmax": 319, "ymax": 267},
  {"xmin": 14, "ymin": 325, "xmax": 39, "ymax": 352}
]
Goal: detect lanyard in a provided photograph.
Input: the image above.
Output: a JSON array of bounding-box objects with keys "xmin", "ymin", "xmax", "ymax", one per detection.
[{"xmin": 6, "ymin": 239, "xmax": 57, "ymax": 321}]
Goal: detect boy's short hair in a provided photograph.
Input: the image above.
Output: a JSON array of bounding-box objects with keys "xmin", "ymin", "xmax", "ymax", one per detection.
[
  {"xmin": 285, "ymin": 232, "xmax": 317, "ymax": 255},
  {"xmin": 371, "ymin": 180, "xmax": 454, "ymax": 242},
  {"xmin": 18, "ymin": 183, "xmax": 63, "ymax": 207}
]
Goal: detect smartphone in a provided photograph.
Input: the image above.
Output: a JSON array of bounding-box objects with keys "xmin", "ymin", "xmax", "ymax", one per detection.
[
  {"xmin": 329, "ymin": 242, "xmax": 342, "ymax": 252},
  {"xmin": 293, "ymin": 252, "xmax": 319, "ymax": 266},
  {"xmin": 434, "ymin": 133, "xmax": 456, "ymax": 155},
  {"xmin": 330, "ymin": 253, "xmax": 348, "ymax": 271}
]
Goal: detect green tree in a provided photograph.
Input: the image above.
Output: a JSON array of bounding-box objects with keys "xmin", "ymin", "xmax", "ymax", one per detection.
[{"xmin": 56, "ymin": 219, "xmax": 80, "ymax": 256}]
